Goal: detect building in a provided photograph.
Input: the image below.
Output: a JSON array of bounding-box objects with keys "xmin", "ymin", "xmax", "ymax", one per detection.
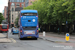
[
  {"xmin": 25, "ymin": 0, "xmax": 36, "ymax": 7},
  {"xmin": 8, "ymin": 0, "xmax": 37, "ymax": 27},
  {"xmin": 8, "ymin": 0, "xmax": 25, "ymax": 27},
  {"xmin": 2, "ymin": 10, "xmax": 4, "ymax": 17},
  {"xmin": 25, "ymin": 0, "xmax": 29, "ymax": 7},
  {"xmin": 4, "ymin": 6, "xmax": 8, "ymax": 19},
  {"xmin": 28, "ymin": 0, "xmax": 36, "ymax": 6}
]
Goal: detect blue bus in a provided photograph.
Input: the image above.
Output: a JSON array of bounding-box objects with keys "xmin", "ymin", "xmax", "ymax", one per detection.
[{"xmin": 18, "ymin": 10, "xmax": 39, "ymax": 40}]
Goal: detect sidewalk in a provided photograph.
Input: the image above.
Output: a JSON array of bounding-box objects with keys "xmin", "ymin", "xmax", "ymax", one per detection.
[
  {"xmin": 39, "ymin": 32, "xmax": 75, "ymax": 43},
  {"xmin": 0, "ymin": 33, "xmax": 11, "ymax": 43}
]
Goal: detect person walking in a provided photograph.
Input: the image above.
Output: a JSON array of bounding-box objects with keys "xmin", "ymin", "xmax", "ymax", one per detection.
[{"xmin": 38, "ymin": 28, "xmax": 40, "ymax": 32}]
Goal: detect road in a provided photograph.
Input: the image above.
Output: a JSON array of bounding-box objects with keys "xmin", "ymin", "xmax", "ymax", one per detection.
[{"xmin": 0, "ymin": 30, "xmax": 74, "ymax": 50}]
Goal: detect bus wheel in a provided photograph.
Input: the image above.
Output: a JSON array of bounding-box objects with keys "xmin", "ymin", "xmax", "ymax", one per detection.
[
  {"xmin": 6, "ymin": 31, "xmax": 8, "ymax": 33},
  {"xmin": 19, "ymin": 38, "xmax": 22, "ymax": 40},
  {"xmin": 1, "ymin": 31, "xmax": 3, "ymax": 33},
  {"xmin": 35, "ymin": 38, "xmax": 37, "ymax": 40},
  {"xmin": 12, "ymin": 33, "xmax": 14, "ymax": 35}
]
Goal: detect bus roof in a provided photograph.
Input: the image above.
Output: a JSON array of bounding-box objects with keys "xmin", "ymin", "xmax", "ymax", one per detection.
[{"xmin": 21, "ymin": 10, "xmax": 37, "ymax": 13}]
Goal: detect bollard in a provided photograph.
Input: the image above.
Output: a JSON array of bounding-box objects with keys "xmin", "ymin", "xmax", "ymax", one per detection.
[
  {"xmin": 65, "ymin": 33, "xmax": 69, "ymax": 41},
  {"xmin": 43, "ymin": 31, "xmax": 45, "ymax": 36},
  {"xmin": 7, "ymin": 29, "xmax": 9, "ymax": 38}
]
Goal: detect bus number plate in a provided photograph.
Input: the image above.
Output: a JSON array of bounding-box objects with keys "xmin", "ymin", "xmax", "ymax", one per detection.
[{"xmin": 27, "ymin": 36, "xmax": 32, "ymax": 38}]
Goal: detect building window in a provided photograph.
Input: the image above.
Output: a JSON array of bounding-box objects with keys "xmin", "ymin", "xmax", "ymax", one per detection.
[
  {"xmin": 16, "ymin": 3, "xmax": 20, "ymax": 6},
  {"xmin": 11, "ymin": 3, "xmax": 15, "ymax": 6},
  {"xmin": 11, "ymin": 0, "xmax": 14, "ymax": 2},
  {"xmin": 12, "ymin": 20, "xmax": 13, "ymax": 23},
  {"xmin": 20, "ymin": 0, "xmax": 21, "ymax": 2},
  {"xmin": 22, "ymin": 0, "xmax": 23, "ymax": 2},
  {"xmin": 25, "ymin": 0, "xmax": 29, "ymax": 7},
  {"xmin": 10, "ymin": 0, "xmax": 25, "ymax": 2},
  {"xmin": 12, "ymin": 15, "xmax": 13, "ymax": 23},
  {"xmin": 22, "ymin": 4, "xmax": 24, "ymax": 7},
  {"xmin": 17, "ymin": 0, "xmax": 19, "ymax": 2},
  {"xmin": 16, "ymin": 3, "xmax": 20, "ymax": 7},
  {"xmin": 12, "ymin": 8, "xmax": 14, "ymax": 11},
  {"xmin": 14, "ymin": 0, "xmax": 17, "ymax": 2}
]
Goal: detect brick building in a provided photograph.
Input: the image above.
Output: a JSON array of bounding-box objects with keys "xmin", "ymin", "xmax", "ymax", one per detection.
[
  {"xmin": 8, "ymin": 0, "xmax": 37, "ymax": 27},
  {"xmin": 25, "ymin": 0, "xmax": 37, "ymax": 7},
  {"xmin": 4, "ymin": 6, "xmax": 8, "ymax": 19},
  {"xmin": 8, "ymin": 0, "xmax": 25, "ymax": 27}
]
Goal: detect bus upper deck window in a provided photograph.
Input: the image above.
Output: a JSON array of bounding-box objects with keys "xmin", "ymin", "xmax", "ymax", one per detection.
[{"xmin": 28, "ymin": 20, "xmax": 31, "ymax": 22}]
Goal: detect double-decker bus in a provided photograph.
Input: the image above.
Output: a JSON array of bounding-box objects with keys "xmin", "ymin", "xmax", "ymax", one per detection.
[
  {"xmin": 18, "ymin": 10, "xmax": 39, "ymax": 40},
  {"xmin": 0, "ymin": 20, "xmax": 9, "ymax": 33}
]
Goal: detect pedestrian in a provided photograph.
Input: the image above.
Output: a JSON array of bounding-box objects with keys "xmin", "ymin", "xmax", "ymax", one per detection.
[{"xmin": 38, "ymin": 28, "xmax": 40, "ymax": 32}]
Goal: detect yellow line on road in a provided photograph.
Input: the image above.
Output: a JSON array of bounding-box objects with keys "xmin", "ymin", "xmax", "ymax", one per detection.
[{"xmin": 10, "ymin": 38, "xmax": 16, "ymax": 43}]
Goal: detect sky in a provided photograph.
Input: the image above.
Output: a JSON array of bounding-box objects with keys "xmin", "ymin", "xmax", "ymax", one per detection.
[{"xmin": 0, "ymin": 0, "xmax": 8, "ymax": 13}]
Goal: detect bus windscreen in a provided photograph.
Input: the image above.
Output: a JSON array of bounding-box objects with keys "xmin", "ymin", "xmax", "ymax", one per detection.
[{"xmin": 21, "ymin": 13, "xmax": 37, "ymax": 16}]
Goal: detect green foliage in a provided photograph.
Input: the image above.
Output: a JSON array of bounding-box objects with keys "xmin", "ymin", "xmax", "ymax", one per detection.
[
  {"xmin": 15, "ymin": 17, "xmax": 19, "ymax": 26},
  {"xmin": 23, "ymin": 0, "xmax": 75, "ymax": 25},
  {"xmin": 0, "ymin": 13, "xmax": 5, "ymax": 24}
]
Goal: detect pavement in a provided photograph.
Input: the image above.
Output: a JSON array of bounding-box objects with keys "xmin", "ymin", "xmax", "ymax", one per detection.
[
  {"xmin": 39, "ymin": 32, "xmax": 75, "ymax": 43},
  {"xmin": 0, "ymin": 33, "xmax": 11, "ymax": 43}
]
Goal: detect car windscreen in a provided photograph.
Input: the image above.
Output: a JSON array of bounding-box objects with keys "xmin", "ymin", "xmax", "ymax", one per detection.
[{"xmin": 21, "ymin": 13, "xmax": 37, "ymax": 16}]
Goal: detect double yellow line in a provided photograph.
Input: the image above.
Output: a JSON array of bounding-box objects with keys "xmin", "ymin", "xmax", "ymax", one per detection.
[{"xmin": 10, "ymin": 38, "xmax": 16, "ymax": 43}]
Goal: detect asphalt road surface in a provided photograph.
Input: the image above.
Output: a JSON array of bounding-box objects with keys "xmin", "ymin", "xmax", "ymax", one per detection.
[{"xmin": 0, "ymin": 30, "xmax": 75, "ymax": 50}]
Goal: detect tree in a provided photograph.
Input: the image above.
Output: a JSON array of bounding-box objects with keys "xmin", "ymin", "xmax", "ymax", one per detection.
[
  {"xmin": 23, "ymin": 0, "xmax": 75, "ymax": 32},
  {"xmin": 15, "ymin": 17, "xmax": 19, "ymax": 27},
  {"xmin": 0, "ymin": 13, "xmax": 5, "ymax": 24}
]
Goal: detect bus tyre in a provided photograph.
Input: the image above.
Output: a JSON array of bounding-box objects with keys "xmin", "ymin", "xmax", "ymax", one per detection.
[
  {"xmin": 12, "ymin": 33, "xmax": 14, "ymax": 35},
  {"xmin": 35, "ymin": 38, "xmax": 37, "ymax": 40},
  {"xmin": 1, "ymin": 31, "xmax": 3, "ymax": 33},
  {"xmin": 19, "ymin": 38, "xmax": 22, "ymax": 40},
  {"xmin": 6, "ymin": 31, "xmax": 8, "ymax": 33}
]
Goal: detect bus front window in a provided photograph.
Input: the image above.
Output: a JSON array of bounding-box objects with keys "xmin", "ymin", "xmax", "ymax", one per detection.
[{"xmin": 21, "ymin": 13, "xmax": 37, "ymax": 16}]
